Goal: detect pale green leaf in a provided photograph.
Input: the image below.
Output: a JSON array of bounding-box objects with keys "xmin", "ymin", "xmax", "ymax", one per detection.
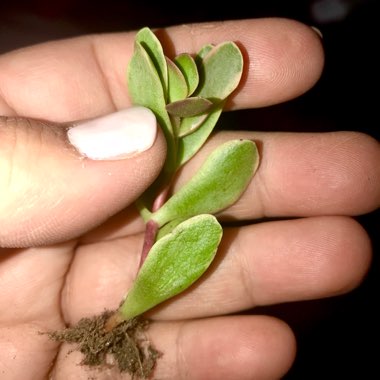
[
  {"xmin": 127, "ymin": 41, "xmax": 176, "ymax": 207},
  {"xmin": 135, "ymin": 27, "xmax": 168, "ymax": 100},
  {"xmin": 119, "ymin": 214, "xmax": 223, "ymax": 319},
  {"xmin": 174, "ymin": 42, "xmax": 243, "ymax": 167},
  {"xmin": 153, "ymin": 139, "xmax": 259, "ymax": 227},
  {"xmin": 174, "ymin": 53, "xmax": 199, "ymax": 96},
  {"xmin": 166, "ymin": 97, "xmax": 213, "ymax": 117},
  {"xmin": 196, "ymin": 44, "xmax": 214, "ymax": 62},
  {"xmin": 176, "ymin": 103, "xmax": 224, "ymax": 166},
  {"xmin": 156, "ymin": 217, "xmax": 186, "ymax": 240},
  {"xmin": 127, "ymin": 41, "xmax": 172, "ymax": 137},
  {"xmin": 166, "ymin": 57, "xmax": 188, "ymax": 103},
  {"xmin": 177, "ymin": 113, "xmax": 208, "ymax": 138},
  {"xmin": 195, "ymin": 41, "xmax": 243, "ymax": 101}
]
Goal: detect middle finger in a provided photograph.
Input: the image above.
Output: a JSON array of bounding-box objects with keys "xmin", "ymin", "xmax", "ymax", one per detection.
[
  {"xmin": 174, "ymin": 130, "xmax": 380, "ymax": 220},
  {"xmin": 82, "ymin": 129, "xmax": 380, "ymax": 244}
]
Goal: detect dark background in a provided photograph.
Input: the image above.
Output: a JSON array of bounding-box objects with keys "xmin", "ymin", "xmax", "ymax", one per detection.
[{"xmin": 1, "ymin": 0, "xmax": 378, "ymax": 378}]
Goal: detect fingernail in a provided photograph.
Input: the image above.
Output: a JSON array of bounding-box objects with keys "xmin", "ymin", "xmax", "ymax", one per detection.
[
  {"xmin": 310, "ymin": 26, "xmax": 323, "ymax": 39},
  {"xmin": 67, "ymin": 106, "xmax": 157, "ymax": 160}
]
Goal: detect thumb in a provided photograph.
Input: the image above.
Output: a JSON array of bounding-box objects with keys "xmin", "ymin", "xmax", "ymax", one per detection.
[{"xmin": 0, "ymin": 107, "xmax": 166, "ymax": 248}]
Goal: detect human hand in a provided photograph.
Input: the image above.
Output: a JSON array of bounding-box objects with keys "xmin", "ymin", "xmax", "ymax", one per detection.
[{"xmin": 1, "ymin": 18, "xmax": 379, "ymax": 379}]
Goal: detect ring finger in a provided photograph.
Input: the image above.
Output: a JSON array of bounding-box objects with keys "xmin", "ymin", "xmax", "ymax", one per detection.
[{"xmin": 63, "ymin": 216, "xmax": 371, "ymax": 323}]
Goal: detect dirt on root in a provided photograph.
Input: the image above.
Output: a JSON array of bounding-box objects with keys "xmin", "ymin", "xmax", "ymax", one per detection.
[{"xmin": 45, "ymin": 310, "xmax": 161, "ymax": 379}]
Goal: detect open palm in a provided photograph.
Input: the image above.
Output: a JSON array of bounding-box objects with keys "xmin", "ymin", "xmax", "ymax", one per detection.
[{"xmin": 0, "ymin": 19, "xmax": 378, "ymax": 380}]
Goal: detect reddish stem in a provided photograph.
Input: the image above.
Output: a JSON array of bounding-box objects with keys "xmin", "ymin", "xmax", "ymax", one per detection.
[
  {"xmin": 138, "ymin": 219, "xmax": 159, "ymax": 268},
  {"xmin": 138, "ymin": 185, "xmax": 171, "ymax": 269}
]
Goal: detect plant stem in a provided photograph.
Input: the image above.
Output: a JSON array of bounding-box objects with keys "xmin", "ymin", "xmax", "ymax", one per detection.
[
  {"xmin": 104, "ymin": 311, "xmax": 124, "ymax": 332},
  {"xmin": 105, "ymin": 186, "xmax": 171, "ymax": 330},
  {"xmin": 138, "ymin": 184, "xmax": 170, "ymax": 268},
  {"xmin": 138, "ymin": 220, "xmax": 158, "ymax": 268},
  {"xmin": 152, "ymin": 185, "xmax": 170, "ymax": 212}
]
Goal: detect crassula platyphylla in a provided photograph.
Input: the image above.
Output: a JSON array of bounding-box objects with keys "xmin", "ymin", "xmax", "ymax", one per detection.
[
  {"xmin": 105, "ymin": 27, "xmax": 260, "ymax": 329},
  {"xmin": 46, "ymin": 26, "xmax": 261, "ymax": 378}
]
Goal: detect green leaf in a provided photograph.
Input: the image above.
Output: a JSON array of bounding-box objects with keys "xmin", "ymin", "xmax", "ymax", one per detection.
[
  {"xmin": 127, "ymin": 41, "xmax": 172, "ymax": 137},
  {"xmin": 177, "ymin": 113, "xmax": 208, "ymax": 138},
  {"xmin": 195, "ymin": 41, "xmax": 243, "ymax": 102},
  {"xmin": 166, "ymin": 57, "xmax": 188, "ymax": 103},
  {"xmin": 127, "ymin": 41, "xmax": 177, "ymax": 200},
  {"xmin": 174, "ymin": 53, "xmax": 199, "ymax": 96},
  {"xmin": 174, "ymin": 42, "xmax": 243, "ymax": 167},
  {"xmin": 135, "ymin": 27, "xmax": 168, "ymax": 100},
  {"xmin": 118, "ymin": 214, "xmax": 223, "ymax": 319},
  {"xmin": 196, "ymin": 44, "xmax": 214, "ymax": 62},
  {"xmin": 166, "ymin": 96, "xmax": 213, "ymax": 118},
  {"xmin": 177, "ymin": 102, "xmax": 224, "ymax": 166},
  {"xmin": 152, "ymin": 139, "xmax": 259, "ymax": 227},
  {"xmin": 156, "ymin": 217, "xmax": 186, "ymax": 240}
]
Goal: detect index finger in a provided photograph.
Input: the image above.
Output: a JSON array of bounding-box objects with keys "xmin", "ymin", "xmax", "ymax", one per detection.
[
  {"xmin": 0, "ymin": 18, "xmax": 324, "ymax": 120},
  {"xmin": 157, "ymin": 18, "xmax": 324, "ymax": 110}
]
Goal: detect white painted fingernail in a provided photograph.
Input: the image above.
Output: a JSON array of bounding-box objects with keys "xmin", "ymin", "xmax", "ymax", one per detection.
[{"xmin": 67, "ymin": 106, "xmax": 157, "ymax": 160}]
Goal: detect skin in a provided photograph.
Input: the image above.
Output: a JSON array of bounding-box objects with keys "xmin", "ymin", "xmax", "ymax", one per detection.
[{"xmin": 0, "ymin": 18, "xmax": 379, "ymax": 379}]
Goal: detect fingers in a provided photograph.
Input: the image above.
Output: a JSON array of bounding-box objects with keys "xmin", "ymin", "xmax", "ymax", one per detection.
[
  {"xmin": 0, "ymin": 244, "xmax": 73, "ymax": 325},
  {"xmin": 0, "ymin": 113, "xmax": 166, "ymax": 248},
  {"xmin": 0, "ymin": 18, "xmax": 324, "ymax": 121},
  {"xmin": 0, "ymin": 244, "xmax": 73, "ymax": 377},
  {"xmin": 175, "ymin": 131, "xmax": 380, "ymax": 219},
  {"xmin": 61, "ymin": 234, "xmax": 142, "ymax": 324},
  {"xmin": 0, "ymin": 324, "xmax": 59, "ymax": 380},
  {"xmin": 52, "ymin": 316, "xmax": 296, "ymax": 380}
]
